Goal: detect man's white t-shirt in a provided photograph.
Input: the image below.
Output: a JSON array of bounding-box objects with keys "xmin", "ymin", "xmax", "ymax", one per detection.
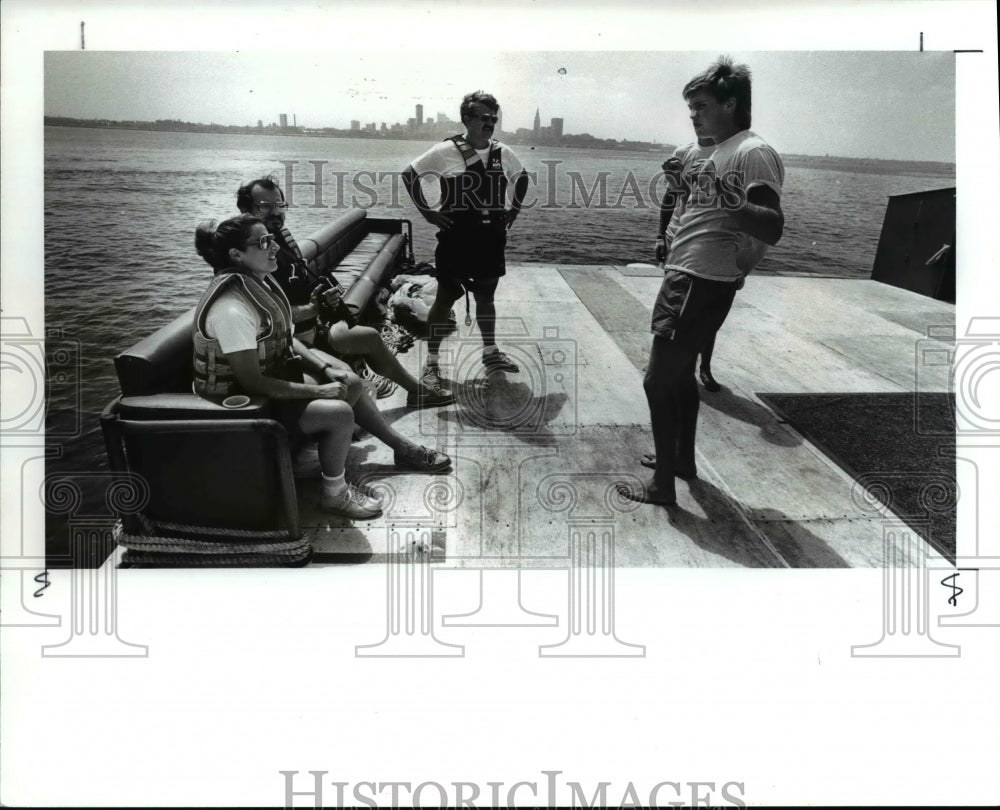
[
  {"xmin": 664, "ymin": 129, "xmax": 783, "ymax": 282},
  {"xmin": 409, "ymin": 139, "xmax": 525, "ymax": 209}
]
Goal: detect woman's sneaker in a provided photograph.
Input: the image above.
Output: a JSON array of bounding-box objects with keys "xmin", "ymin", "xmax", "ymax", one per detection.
[
  {"xmin": 321, "ymin": 484, "xmax": 383, "ymax": 519},
  {"xmin": 394, "ymin": 443, "xmax": 452, "ymax": 472}
]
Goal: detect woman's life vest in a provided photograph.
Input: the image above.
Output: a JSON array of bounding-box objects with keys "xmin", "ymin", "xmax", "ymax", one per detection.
[{"xmin": 192, "ymin": 272, "xmax": 295, "ymax": 399}]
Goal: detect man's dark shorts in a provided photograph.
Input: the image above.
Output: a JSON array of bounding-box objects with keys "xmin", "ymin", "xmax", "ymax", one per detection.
[
  {"xmin": 435, "ymin": 222, "xmax": 507, "ymax": 282},
  {"xmin": 433, "ymin": 275, "xmax": 500, "ymax": 305},
  {"xmin": 651, "ymin": 269, "xmax": 738, "ymax": 353}
]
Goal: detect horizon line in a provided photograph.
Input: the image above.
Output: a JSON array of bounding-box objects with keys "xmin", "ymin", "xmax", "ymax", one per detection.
[{"xmin": 42, "ymin": 115, "xmax": 958, "ymax": 167}]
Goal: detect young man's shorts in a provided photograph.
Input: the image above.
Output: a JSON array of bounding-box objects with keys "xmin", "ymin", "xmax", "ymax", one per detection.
[{"xmin": 651, "ymin": 269, "xmax": 738, "ymax": 352}]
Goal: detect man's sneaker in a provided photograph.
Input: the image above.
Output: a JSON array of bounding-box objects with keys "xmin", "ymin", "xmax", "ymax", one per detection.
[
  {"xmin": 321, "ymin": 484, "xmax": 383, "ymax": 519},
  {"xmin": 406, "ymin": 384, "xmax": 455, "ymax": 408},
  {"xmin": 394, "ymin": 443, "xmax": 452, "ymax": 473},
  {"xmin": 370, "ymin": 373, "xmax": 397, "ymax": 399},
  {"xmin": 483, "ymin": 348, "xmax": 519, "ymax": 373},
  {"xmin": 420, "ymin": 363, "xmax": 448, "ymax": 390}
]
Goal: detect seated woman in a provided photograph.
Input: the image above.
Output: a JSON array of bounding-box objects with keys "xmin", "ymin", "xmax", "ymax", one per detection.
[{"xmin": 193, "ymin": 215, "xmax": 451, "ymax": 520}]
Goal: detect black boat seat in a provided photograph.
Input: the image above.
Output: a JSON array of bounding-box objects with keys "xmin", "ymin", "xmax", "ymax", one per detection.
[{"xmin": 101, "ymin": 210, "xmax": 411, "ymax": 566}]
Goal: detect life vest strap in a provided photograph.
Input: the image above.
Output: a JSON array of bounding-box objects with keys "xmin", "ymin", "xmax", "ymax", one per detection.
[{"xmin": 447, "ymin": 134, "xmax": 498, "ymax": 169}]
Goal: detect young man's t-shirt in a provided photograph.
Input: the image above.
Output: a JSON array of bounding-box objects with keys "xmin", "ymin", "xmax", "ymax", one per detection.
[{"xmin": 664, "ymin": 129, "xmax": 783, "ymax": 282}]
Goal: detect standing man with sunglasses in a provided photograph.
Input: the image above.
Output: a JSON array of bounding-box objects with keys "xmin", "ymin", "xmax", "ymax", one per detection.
[{"xmin": 402, "ymin": 91, "xmax": 530, "ymax": 390}]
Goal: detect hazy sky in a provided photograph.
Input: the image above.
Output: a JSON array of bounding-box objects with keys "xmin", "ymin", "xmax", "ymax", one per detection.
[{"xmin": 44, "ymin": 50, "xmax": 955, "ymax": 161}]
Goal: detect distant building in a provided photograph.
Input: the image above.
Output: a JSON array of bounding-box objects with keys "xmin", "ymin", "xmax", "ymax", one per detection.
[
  {"xmin": 436, "ymin": 112, "xmax": 448, "ymax": 124},
  {"xmin": 257, "ymin": 120, "xmax": 263, "ymax": 129},
  {"xmin": 533, "ymin": 108, "xmax": 540, "ymax": 136},
  {"xmin": 550, "ymin": 117, "xmax": 563, "ymax": 138},
  {"xmin": 416, "ymin": 104, "xmax": 424, "ymax": 127},
  {"xmin": 279, "ymin": 114, "xmax": 288, "ymax": 128},
  {"xmin": 351, "ymin": 120, "xmax": 361, "ymax": 131}
]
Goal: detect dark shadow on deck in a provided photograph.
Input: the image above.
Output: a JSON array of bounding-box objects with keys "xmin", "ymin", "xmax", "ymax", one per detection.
[
  {"xmin": 698, "ymin": 386, "xmax": 804, "ymax": 448},
  {"xmin": 666, "ymin": 478, "xmax": 851, "ymax": 568},
  {"xmin": 435, "ymin": 375, "xmax": 571, "ymax": 447}
]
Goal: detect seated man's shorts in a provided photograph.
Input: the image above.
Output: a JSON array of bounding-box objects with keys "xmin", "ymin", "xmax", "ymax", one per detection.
[{"xmin": 651, "ymin": 269, "xmax": 738, "ymax": 353}]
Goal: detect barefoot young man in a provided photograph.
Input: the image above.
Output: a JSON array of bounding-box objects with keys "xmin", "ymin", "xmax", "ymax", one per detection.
[
  {"xmin": 621, "ymin": 56, "xmax": 784, "ymax": 506},
  {"xmin": 402, "ymin": 91, "xmax": 530, "ymax": 389}
]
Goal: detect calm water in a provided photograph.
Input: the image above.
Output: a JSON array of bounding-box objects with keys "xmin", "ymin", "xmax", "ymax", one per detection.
[{"xmin": 43, "ymin": 126, "xmax": 954, "ymax": 553}]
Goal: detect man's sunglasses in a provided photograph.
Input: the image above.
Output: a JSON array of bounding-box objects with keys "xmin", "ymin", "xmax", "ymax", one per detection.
[{"xmin": 254, "ymin": 201, "xmax": 289, "ymax": 214}]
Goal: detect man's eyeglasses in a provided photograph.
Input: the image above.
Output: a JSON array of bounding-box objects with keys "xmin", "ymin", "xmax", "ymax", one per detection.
[
  {"xmin": 244, "ymin": 233, "xmax": 278, "ymax": 251},
  {"xmin": 254, "ymin": 201, "xmax": 289, "ymax": 214},
  {"xmin": 473, "ymin": 113, "xmax": 499, "ymax": 124}
]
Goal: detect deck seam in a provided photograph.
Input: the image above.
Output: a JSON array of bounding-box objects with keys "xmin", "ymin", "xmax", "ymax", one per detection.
[
  {"xmin": 816, "ymin": 338, "xmax": 911, "ymax": 392},
  {"xmin": 697, "ymin": 454, "xmax": 793, "ymax": 568}
]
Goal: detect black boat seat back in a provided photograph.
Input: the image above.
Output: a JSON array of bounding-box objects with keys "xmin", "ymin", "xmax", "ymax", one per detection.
[
  {"xmin": 114, "ymin": 309, "xmax": 196, "ymax": 397},
  {"xmin": 299, "ymin": 208, "xmax": 370, "ymax": 273}
]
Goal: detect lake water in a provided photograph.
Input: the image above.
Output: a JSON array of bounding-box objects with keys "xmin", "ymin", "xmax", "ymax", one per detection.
[{"xmin": 42, "ymin": 126, "xmax": 954, "ymax": 556}]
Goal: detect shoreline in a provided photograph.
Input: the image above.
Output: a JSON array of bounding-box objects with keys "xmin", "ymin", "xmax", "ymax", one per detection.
[{"xmin": 43, "ymin": 121, "xmax": 957, "ymax": 177}]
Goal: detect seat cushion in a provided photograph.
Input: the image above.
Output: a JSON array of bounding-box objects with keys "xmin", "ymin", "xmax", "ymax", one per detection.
[{"xmin": 115, "ymin": 309, "xmax": 195, "ymax": 396}]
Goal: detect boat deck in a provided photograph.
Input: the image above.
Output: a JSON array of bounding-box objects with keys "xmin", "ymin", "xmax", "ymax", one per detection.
[{"xmin": 293, "ymin": 263, "xmax": 953, "ymax": 568}]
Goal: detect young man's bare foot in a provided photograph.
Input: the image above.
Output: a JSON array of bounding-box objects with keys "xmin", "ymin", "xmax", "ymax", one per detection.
[
  {"xmin": 616, "ymin": 477, "xmax": 677, "ymax": 506},
  {"xmin": 699, "ymin": 367, "xmax": 721, "ymax": 392},
  {"xmin": 639, "ymin": 453, "xmax": 697, "ymax": 479}
]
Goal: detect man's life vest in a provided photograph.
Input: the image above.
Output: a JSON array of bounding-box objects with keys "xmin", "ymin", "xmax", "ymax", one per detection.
[
  {"xmin": 192, "ymin": 272, "xmax": 296, "ymax": 399},
  {"xmin": 272, "ymin": 225, "xmax": 321, "ymax": 306},
  {"xmin": 440, "ymin": 135, "xmax": 508, "ymax": 228}
]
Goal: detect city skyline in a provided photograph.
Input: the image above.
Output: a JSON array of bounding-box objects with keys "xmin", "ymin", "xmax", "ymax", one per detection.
[
  {"xmin": 52, "ymin": 101, "xmax": 581, "ymax": 144},
  {"xmin": 44, "ymin": 50, "xmax": 956, "ymax": 162}
]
